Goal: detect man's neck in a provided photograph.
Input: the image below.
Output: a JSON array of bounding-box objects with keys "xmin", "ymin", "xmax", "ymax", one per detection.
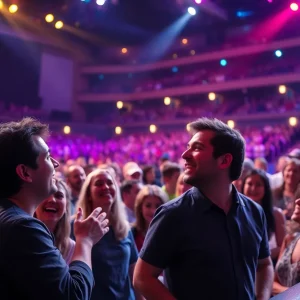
[
  {"xmin": 198, "ymin": 182, "xmax": 233, "ymax": 214},
  {"xmin": 8, "ymin": 192, "xmax": 37, "ymax": 216}
]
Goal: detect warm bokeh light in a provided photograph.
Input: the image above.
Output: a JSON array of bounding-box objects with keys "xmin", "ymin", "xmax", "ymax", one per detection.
[
  {"xmin": 63, "ymin": 126, "xmax": 71, "ymax": 135},
  {"xmin": 172, "ymin": 53, "xmax": 178, "ymax": 59},
  {"xmin": 115, "ymin": 126, "xmax": 122, "ymax": 135},
  {"xmin": 208, "ymin": 92, "xmax": 216, "ymax": 101},
  {"xmin": 121, "ymin": 48, "xmax": 128, "ymax": 54},
  {"xmin": 227, "ymin": 120, "xmax": 235, "ymax": 129},
  {"xmin": 278, "ymin": 85, "xmax": 287, "ymax": 94},
  {"xmin": 116, "ymin": 101, "xmax": 124, "ymax": 109},
  {"xmin": 290, "ymin": 3, "xmax": 299, "ymax": 11},
  {"xmin": 0, "ymin": 1, "xmax": 3, "ymax": 10},
  {"xmin": 289, "ymin": 117, "xmax": 298, "ymax": 127},
  {"xmin": 55, "ymin": 21, "xmax": 64, "ymax": 29},
  {"xmin": 164, "ymin": 97, "xmax": 171, "ymax": 105},
  {"xmin": 190, "ymin": 50, "xmax": 195, "ymax": 55},
  {"xmin": 45, "ymin": 14, "xmax": 54, "ymax": 23},
  {"xmin": 149, "ymin": 124, "xmax": 157, "ymax": 133},
  {"xmin": 186, "ymin": 123, "xmax": 191, "ymax": 132},
  {"xmin": 9, "ymin": 4, "xmax": 18, "ymax": 14},
  {"xmin": 182, "ymin": 38, "xmax": 188, "ymax": 45}
]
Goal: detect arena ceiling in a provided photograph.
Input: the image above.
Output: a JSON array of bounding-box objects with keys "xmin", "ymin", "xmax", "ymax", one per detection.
[{"xmin": 5, "ymin": 0, "xmax": 291, "ymax": 45}]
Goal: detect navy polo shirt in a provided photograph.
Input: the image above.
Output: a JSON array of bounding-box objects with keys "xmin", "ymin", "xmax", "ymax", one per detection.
[{"xmin": 140, "ymin": 186, "xmax": 270, "ymax": 300}]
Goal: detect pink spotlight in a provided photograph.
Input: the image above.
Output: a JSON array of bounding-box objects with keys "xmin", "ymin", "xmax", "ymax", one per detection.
[
  {"xmin": 195, "ymin": 0, "xmax": 202, "ymax": 3},
  {"xmin": 267, "ymin": 0, "xmax": 272, "ymax": 3},
  {"xmin": 290, "ymin": 2, "xmax": 299, "ymax": 11}
]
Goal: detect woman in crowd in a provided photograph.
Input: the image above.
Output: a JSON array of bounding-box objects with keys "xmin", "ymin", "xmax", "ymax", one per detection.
[
  {"xmin": 273, "ymin": 158, "xmax": 300, "ymax": 219},
  {"xmin": 242, "ymin": 169, "xmax": 286, "ymax": 261},
  {"xmin": 273, "ymin": 198, "xmax": 300, "ymax": 295},
  {"xmin": 35, "ymin": 179, "xmax": 75, "ymax": 264},
  {"xmin": 76, "ymin": 168, "xmax": 140, "ymax": 300},
  {"xmin": 131, "ymin": 185, "xmax": 168, "ymax": 252}
]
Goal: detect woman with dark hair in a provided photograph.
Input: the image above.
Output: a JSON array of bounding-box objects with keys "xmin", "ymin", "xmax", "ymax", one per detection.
[
  {"xmin": 142, "ymin": 165, "xmax": 161, "ymax": 186},
  {"xmin": 242, "ymin": 169, "xmax": 286, "ymax": 260}
]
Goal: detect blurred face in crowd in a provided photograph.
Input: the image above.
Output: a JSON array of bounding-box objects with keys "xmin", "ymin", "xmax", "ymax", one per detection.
[
  {"xmin": 35, "ymin": 183, "xmax": 67, "ymax": 231},
  {"xmin": 254, "ymin": 160, "xmax": 267, "ymax": 172},
  {"xmin": 145, "ymin": 168, "xmax": 156, "ymax": 184},
  {"xmin": 243, "ymin": 174, "xmax": 265, "ymax": 204},
  {"xmin": 67, "ymin": 165, "xmax": 86, "ymax": 194},
  {"xmin": 89, "ymin": 172, "xmax": 116, "ymax": 214},
  {"xmin": 142, "ymin": 195, "xmax": 162, "ymax": 225},
  {"xmin": 283, "ymin": 162, "xmax": 300, "ymax": 188},
  {"xmin": 291, "ymin": 198, "xmax": 300, "ymax": 223},
  {"xmin": 125, "ymin": 183, "xmax": 143, "ymax": 210}
]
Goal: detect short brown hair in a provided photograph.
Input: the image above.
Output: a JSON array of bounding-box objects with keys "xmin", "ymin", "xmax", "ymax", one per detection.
[{"xmin": 161, "ymin": 162, "xmax": 181, "ymax": 179}]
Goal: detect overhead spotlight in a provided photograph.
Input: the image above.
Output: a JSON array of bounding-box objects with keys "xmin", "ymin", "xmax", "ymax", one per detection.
[
  {"xmin": 195, "ymin": 0, "xmax": 202, "ymax": 3},
  {"xmin": 96, "ymin": 0, "xmax": 106, "ymax": 5},
  {"xmin": 45, "ymin": 14, "xmax": 54, "ymax": 23},
  {"xmin": 187, "ymin": 7, "xmax": 197, "ymax": 15},
  {"xmin": 55, "ymin": 21, "xmax": 64, "ymax": 29},
  {"xmin": 275, "ymin": 50, "xmax": 282, "ymax": 57},
  {"xmin": 220, "ymin": 59, "xmax": 227, "ymax": 66},
  {"xmin": 9, "ymin": 4, "xmax": 18, "ymax": 14},
  {"xmin": 290, "ymin": 3, "xmax": 299, "ymax": 11}
]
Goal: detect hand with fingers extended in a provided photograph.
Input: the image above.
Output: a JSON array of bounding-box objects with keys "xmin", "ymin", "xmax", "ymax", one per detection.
[{"xmin": 74, "ymin": 207, "xmax": 109, "ymax": 247}]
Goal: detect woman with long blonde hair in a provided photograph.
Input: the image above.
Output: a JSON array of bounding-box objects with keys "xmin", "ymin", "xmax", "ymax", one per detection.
[
  {"xmin": 76, "ymin": 168, "xmax": 139, "ymax": 300},
  {"xmin": 35, "ymin": 179, "xmax": 75, "ymax": 264}
]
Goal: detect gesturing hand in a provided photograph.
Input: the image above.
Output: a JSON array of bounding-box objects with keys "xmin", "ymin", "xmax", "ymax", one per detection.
[{"xmin": 74, "ymin": 207, "xmax": 109, "ymax": 247}]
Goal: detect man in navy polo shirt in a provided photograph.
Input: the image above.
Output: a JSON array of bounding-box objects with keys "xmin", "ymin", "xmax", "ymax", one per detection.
[{"xmin": 133, "ymin": 117, "xmax": 274, "ymax": 300}]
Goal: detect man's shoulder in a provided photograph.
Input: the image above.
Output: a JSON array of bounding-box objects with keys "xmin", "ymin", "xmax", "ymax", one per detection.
[
  {"xmin": 0, "ymin": 199, "xmax": 49, "ymax": 237},
  {"xmin": 237, "ymin": 192, "xmax": 265, "ymax": 218},
  {"xmin": 156, "ymin": 188, "xmax": 195, "ymax": 218}
]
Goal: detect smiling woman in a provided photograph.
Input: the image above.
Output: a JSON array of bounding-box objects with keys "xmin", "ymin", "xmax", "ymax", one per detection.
[
  {"xmin": 35, "ymin": 179, "xmax": 75, "ymax": 264},
  {"xmin": 75, "ymin": 168, "xmax": 140, "ymax": 300}
]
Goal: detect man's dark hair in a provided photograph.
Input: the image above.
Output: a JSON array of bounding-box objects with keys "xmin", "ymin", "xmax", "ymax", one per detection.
[
  {"xmin": 189, "ymin": 117, "xmax": 245, "ymax": 181},
  {"xmin": 161, "ymin": 162, "xmax": 181, "ymax": 178},
  {"xmin": 120, "ymin": 180, "xmax": 140, "ymax": 197},
  {"xmin": 0, "ymin": 117, "xmax": 49, "ymax": 198}
]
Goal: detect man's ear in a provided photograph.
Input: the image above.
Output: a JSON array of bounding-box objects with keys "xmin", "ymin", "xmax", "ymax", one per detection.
[
  {"xmin": 218, "ymin": 153, "xmax": 233, "ymax": 170},
  {"xmin": 15, "ymin": 164, "xmax": 33, "ymax": 183}
]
